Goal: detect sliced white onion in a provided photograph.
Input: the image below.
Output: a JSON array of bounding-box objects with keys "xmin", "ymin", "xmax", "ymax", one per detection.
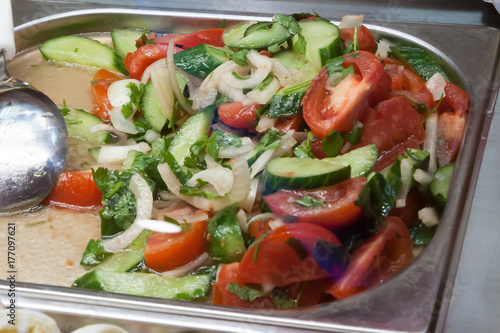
[
  {"xmin": 245, "ymin": 77, "xmax": 280, "ymax": 105},
  {"xmin": 424, "ymin": 113, "xmax": 438, "ymax": 174},
  {"xmin": 413, "ymin": 169, "xmax": 434, "ymax": 186},
  {"xmin": 71, "ymin": 324, "xmax": 128, "ymax": 333},
  {"xmin": 215, "ymin": 263, "xmax": 224, "ymax": 282},
  {"xmin": 151, "ymin": 61, "xmax": 175, "ymax": 120},
  {"xmin": 236, "ymin": 209, "xmax": 248, "ymax": 233},
  {"xmin": 167, "ymin": 41, "xmax": 194, "ymax": 114},
  {"xmin": 240, "ymin": 178, "xmax": 259, "ymax": 212},
  {"xmin": 182, "ymin": 211, "xmax": 210, "ymax": 224},
  {"xmin": 218, "ymin": 137, "xmax": 255, "ymax": 158},
  {"xmin": 161, "ymin": 252, "xmax": 211, "ymax": 277},
  {"xmin": 97, "ymin": 142, "xmax": 150, "ymax": 164},
  {"xmin": 89, "ymin": 124, "xmax": 127, "ymax": 142},
  {"xmin": 158, "ymin": 157, "xmax": 251, "ymax": 211},
  {"xmin": 141, "ymin": 58, "xmax": 164, "ymax": 84},
  {"xmin": 426, "ymin": 73, "xmax": 447, "ymax": 101},
  {"xmin": 272, "ymin": 130, "xmax": 297, "ymax": 157},
  {"xmin": 108, "ymin": 79, "xmax": 141, "ymax": 109},
  {"xmin": 339, "ymin": 15, "xmax": 364, "ymax": 29},
  {"xmin": 250, "ymin": 149, "xmax": 274, "ymax": 179},
  {"xmin": 376, "ymin": 39, "xmax": 395, "ymax": 59},
  {"xmin": 144, "ymin": 129, "xmax": 161, "ymax": 143},
  {"xmin": 158, "ymin": 191, "xmax": 178, "ymax": 201},
  {"xmin": 187, "ymin": 167, "xmax": 234, "ymax": 196},
  {"xmin": 271, "ymin": 59, "xmax": 301, "ymax": 86},
  {"xmin": 224, "ymin": 50, "xmax": 272, "ymax": 89},
  {"xmin": 255, "ymin": 115, "xmax": 276, "ymax": 132},
  {"xmin": 395, "ymin": 158, "xmax": 412, "ymax": 208},
  {"xmin": 268, "ymin": 218, "xmax": 285, "ymax": 230},
  {"xmin": 205, "ymin": 154, "xmax": 221, "ymax": 169},
  {"xmin": 340, "ymin": 142, "xmax": 352, "ymax": 154},
  {"xmin": 418, "ymin": 207, "xmax": 440, "ymax": 227},
  {"xmin": 218, "ymin": 81, "xmax": 247, "ymax": 103},
  {"xmin": 136, "ymin": 218, "xmax": 182, "ymax": 233},
  {"xmin": 103, "ymin": 173, "xmax": 152, "ymax": 252},
  {"xmin": 110, "ymin": 107, "xmax": 138, "ymax": 134}
]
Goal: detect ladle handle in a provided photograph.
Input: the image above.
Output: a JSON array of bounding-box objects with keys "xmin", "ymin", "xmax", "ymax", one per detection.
[{"xmin": 0, "ymin": 0, "xmax": 16, "ymax": 60}]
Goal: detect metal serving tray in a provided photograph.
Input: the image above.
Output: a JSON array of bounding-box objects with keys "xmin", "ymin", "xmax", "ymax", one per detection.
[{"xmin": 1, "ymin": 8, "xmax": 499, "ymax": 333}]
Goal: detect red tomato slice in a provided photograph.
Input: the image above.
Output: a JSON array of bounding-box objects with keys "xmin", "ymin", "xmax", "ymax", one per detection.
[
  {"xmin": 437, "ymin": 112, "xmax": 466, "ymax": 164},
  {"xmin": 248, "ymin": 219, "xmax": 272, "ymax": 240},
  {"xmin": 90, "ymin": 69, "xmax": 121, "ymax": 121},
  {"xmin": 42, "ymin": 171, "xmax": 102, "ymax": 209},
  {"xmin": 144, "ymin": 220, "xmax": 207, "ymax": 272},
  {"xmin": 124, "ymin": 43, "xmax": 183, "ymax": 80},
  {"xmin": 438, "ymin": 82, "xmax": 470, "ymax": 117},
  {"xmin": 303, "ymin": 51, "xmax": 391, "ymax": 138},
  {"xmin": 352, "ymin": 95, "xmax": 425, "ymax": 172},
  {"xmin": 169, "ymin": 28, "xmax": 225, "ymax": 49},
  {"xmin": 339, "ymin": 26, "xmax": 377, "ymax": 53},
  {"xmin": 310, "ymin": 137, "xmax": 328, "ymax": 159},
  {"xmin": 274, "ymin": 114, "xmax": 304, "ymax": 133},
  {"xmin": 326, "ymin": 216, "xmax": 413, "ymax": 299},
  {"xmin": 212, "ymin": 262, "xmax": 275, "ymax": 308},
  {"xmin": 264, "ymin": 177, "xmax": 366, "ymax": 229},
  {"xmin": 237, "ymin": 223, "xmax": 341, "ymax": 288},
  {"xmin": 217, "ymin": 102, "xmax": 259, "ymax": 129}
]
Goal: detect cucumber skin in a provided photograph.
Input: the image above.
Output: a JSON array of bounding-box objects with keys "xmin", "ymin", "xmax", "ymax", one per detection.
[
  {"xmin": 62, "ymin": 107, "xmax": 111, "ymax": 145},
  {"xmin": 141, "ymin": 80, "xmax": 167, "ymax": 132},
  {"xmin": 39, "ymin": 36, "xmax": 128, "ymax": 75},
  {"xmin": 229, "ymin": 23, "xmax": 293, "ymax": 49},
  {"xmin": 206, "ymin": 205, "xmax": 246, "ymax": 263},
  {"xmin": 111, "ymin": 28, "xmax": 144, "ymax": 58},
  {"xmin": 323, "ymin": 144, "xmax": 378, "ymax": 178},
  {"xmin": 430, "ymin": 163, "xmax": 455, "ymax": 209},
  {"xmin": 72, "ymin": 271, "xmax": 211, "ymax": 300},
  {"xmin": 390, "ymin": 46, "xmax": 449, "ymax": 82},
  {"xmin": 174, "ymin": 44, "xmax": 230, "ymax": 79},
  {"xmin": 262, "ymin": 158, "xmax": 351, "ymax": 192},
  {"xmin": 268, "ymin": 91, "xmax": 306, "ymax": 118}
]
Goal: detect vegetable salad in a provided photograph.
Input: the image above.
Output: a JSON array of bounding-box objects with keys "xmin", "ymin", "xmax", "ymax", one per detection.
[{"xmin": 37, "ymin": 13, "xmax": 468, "ymax": 308}]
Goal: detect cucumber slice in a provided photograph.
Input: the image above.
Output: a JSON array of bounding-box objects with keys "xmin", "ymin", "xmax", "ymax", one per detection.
[
  {"xmin": 168, "ymin": 105, "xmax": 215, "ymax": 166},
  {"xmin": 206, "ymin": 205, "xmax": 246, "ymax": 263},
  {"xmin": 323, "ymin": 144, "xmax": 378, "ymax": 178},
  {"xmin": 141, "ymin": 80, "xmax": 167, "ymax": 132},
  {"xmin": 72, "ymin": 270, "xmax": 211, "ymax": 300},
  {"xmin": 262, "ymin": 157, "xmax": 351, "ymax": 192},
  {"xmin": 429, "ymin": 163, "xmax": 454, "ymax": 209},
  {"xmin": 244, "ymin": 22, "xmax": 273, "ymax": 37},
  {"xmin": 293, "ymin": 19, "xmax": 343, "ymax": 70},
  {"xmin": 272, "ymin": 50, "xmax": 307, "ymax": 70},
  {"xmin": 390, "ymin": 46, "xmax": 449, "ymax": 82},
  {"xmin": 61, "ymin": 106, "xmax": 111, "ymax": 145},
  {"xmin": 111, "ymin": 28, "xmax": 144, "ymax": 58},
  {"xmin": 40, "ymin": 36, "xmax": 127, "ymax": 74},
  {"xmin": 174, "ymin": 44, "xmax": 231, "ymax": 79},
  {"xmin": 223, "ymin": 22, "xmax": 251, "ymax": 46},
  {"xmin": 95, "ymin": 230, "xmax": 149, "ymax": 272},
  {"xmin": 268, "ymin": 90, "xmax": 306, "ymax": 118},
  {"xmin": 229, "ymin": 22, "xmax": 293, "ymax": 49}
]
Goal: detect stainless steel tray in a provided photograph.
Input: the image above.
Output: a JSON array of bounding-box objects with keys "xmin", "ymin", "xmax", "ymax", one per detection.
[{"xmin": 2, "ymin": 8, "xmax": 499, "ymax": 333}]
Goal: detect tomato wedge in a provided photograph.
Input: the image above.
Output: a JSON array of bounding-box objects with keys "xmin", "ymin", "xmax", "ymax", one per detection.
[
  {"xmin": 90, "ymin": 69, "xmax": 121, "ymax": 121},
  {"xmin": 264, "ymin": 177, "xmax": 366, "ymax": 229},
  {"xmin": 274, "ymin": 114, "xmax": 304, "ymax": 133},
  {"xmin": 326, "ymin": 216, "xmax": 413, "ymax": 299},
  {"xmin": 167, "ymin": 28, "xmax": 225, "ymax": 49},
  {"xmin": 339, "ymin": 25, "xmax": 377, "ymax": 53},
  {"xmin": 351, "ymin": 95, "xmax": 425, "ymax": 172},
  {"xmin": 303, "ymin": 51, "xmax": 391, "ymax": 138},
  {"xmin": 438, "ymin": 82, "xmax": 470, "ymax": 117},
  {"xmin": 212, "ymin": 262, "xmax": 275, "ymax": 308},
  {"xmin": 437, "ymin": 112, "xmax": 466, "ymax": 164},
  {"xmin": 42, "ymin": 171, "xmax": 102, "ymax": 209},
  {"xmin": 144, "ymin": 220, "xmax": 207, "ymax": 272},
  {"xmin": 217, "ymin": 102, "xmax": 259, "ymax": 129},
  {"xmin": 248, "ymin": 219, "xmax": 272, "ymax": 240},
  {"xmin": 237, "ymin": 223, "xmax": 341, "ymax": 288},
  {"xmin": 124, "ymin": 43, "xmax": 182, "ymax": 80}
]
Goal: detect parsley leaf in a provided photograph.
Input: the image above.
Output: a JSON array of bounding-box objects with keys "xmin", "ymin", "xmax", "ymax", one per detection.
[
  {"xmin": 321, "ymin": 130, "xmax": 344, "ymax": 157},
  {"xmin": 344, "ymin": 120, "xmax": 363, "ymax": 145},
  {"xmin": 295, "ymin": 195, "xmax": 325, "ymax": 207},
  {"xmin": 313, "ymin": 239, "xmax": 347, "ymax": 279},
  {"xmin": 179, "ymin": 186, "xmax": 223, "ymax": 199},
  {"xmin": 163, "ymin": 215, "xmax": 193, "ymax": 232},
  {"xmin": 285, "ymin": 237, "xmax": 308, "ymax": 261},
  {"xmin": 270, "ymin": 287, "xmax": 298, "ymax": 309},
  {"xmin": 253, "ymin": 73, "xmax": 274, "ymax": 91},
  {"xmin": 80, "ymin": 239, "xmax": 107, "ymax": 266},
  {"xmin": 293, "ymin": 131, "xmax": 315, "ymax": 159},
  {"xmin": 227, "ymin": 283, "xmax": 264, "ymax": 302},
  {"xmin": 230, "ymin": 49, "xmax": 249, "ymax": 66},
  {"xmin": 121, "ymin": 82, "xmax": 146, "ymax": 118}
]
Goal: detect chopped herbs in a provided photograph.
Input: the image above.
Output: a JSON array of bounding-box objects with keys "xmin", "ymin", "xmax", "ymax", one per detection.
[
  {"xmin": 163, "ymin": 215, "xmax": 193, "ymax": 232},
  {"xmin": 410, "ymin": 222, "xmax": 437, "ymax": 246},
  {"xmin": 179, "ymin": 186, "xmax": 223, "ymax": 199},
  {"xmin": 121, "ymin": 82, "xmax": 146, "ymax": 119},
  {"xmin": 285, "ymin": 237, "xmax": 308, "ymax": 261},
  {"xmin": 295, "ymin": 195, "xmax": 325, "ymax": 207},
  {"xmin": 227, "ymin": 283, "xmax": 264, "ymax": 302},
  {"xmin": 230, "ymin": 49, "xmax": 249, "ymax": 66},
  {"xmin": 321, "ymin": 130, "xmax": 343, "ymax": 157},
  {"xmin": 344, "ymin": 120, "xmax": 362, "ymax": 145},
  {"xmin": 293, "ymin": 131, "xmax": 315, "ymax": 159},
  {"xmin": 80, "ymin": 239, "xmax": 107, "ymax": 266},
  {"xmin": 313, "ymin": 239, "xmax": 347, "ymax": 279}
]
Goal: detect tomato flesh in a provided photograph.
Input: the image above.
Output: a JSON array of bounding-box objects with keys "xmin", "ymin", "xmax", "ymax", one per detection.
[
  {"xmin": 90, "ymin": 69, "xmax": 121, "ymax": 121},
  {"xmin": 326, "ymin": 216, "xmax": 413, "ymax": 299},
  {"xmin": 42, "ymin": 171, "xmax": 102, "ymax": 209},
  {"xmin": 274, "ymin": 114, "xmax": 304, "ymax": 133},
  {"xmin": 237, "ymin": 223, "xmax": 341, "ymax": 288},
  {"xmin": 339, "ymin": 26, "xmax": 377, "ymax": 53},
  {"xmin": 144, "ymin": 220, "xmax": 207, "ymax": 272},
  {"xmin": 124, "ymin": 43, "xmax": 182, "ymax": 80},
  {"xmin": 217, "ymin": 102, "xmax": 259, "ymax": 129},
  {"xmin": 264, "ymin": 177, "xmax": 366, "ymax": 229}
]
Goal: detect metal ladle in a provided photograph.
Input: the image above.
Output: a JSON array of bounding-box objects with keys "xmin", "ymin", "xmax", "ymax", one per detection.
[{"xmin": 0, "ymin": 0, "xmax": 67, "ymax": 213}]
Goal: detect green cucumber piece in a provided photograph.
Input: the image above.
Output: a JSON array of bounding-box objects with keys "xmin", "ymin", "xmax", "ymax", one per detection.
[
  {"xmin": 223, "ymin": 22, "xmax": 251, "ymax": 46},
  {"xmin": 61, "ymin": 106, "xmax": 111, "ymax": 145},
  {"xmin": 389, "ymin": 46, "xmax": 449, "ymax": 82},
  {"xmin": 141, "ymin": 80, "xmax": 167, "ymax": 132},
  {"xmin": 244, "ymin": 22, "xmax": 274, "ymax": 37},
  {"xmin": 72, "ymin": 270, "xmax": 211, "ymax": 300},
  {"xmin": 268, "ymin": 90, "xmax": 306, "ymax": 118},
  {"xmin": 272, "ymin": 50, "xmax": 307, "ymax": 70},
  {"xmin": 39, "ymin": 36, "xmax": 127, "ymax": 74},
  {"xmin": 293, "ymin": 19, "xmax": 343, "ymax": 70},
  {"xmin": 229, "ymin": 22, "xmax": 293, "ymax": 49},
  {"xmin": 262, "ymin": 157, "xmax": 351, "ymax": 192},
  {"xmin": 96, "ymin": 231, "xmax": 149, "ymax": 272},
  {"xmin": 174, "ymin": 44, "xmax": 231, "ymax": 79},
  {"xmin": 206, "ymin": 205, "xmax": 246, "ymax": 263},
  {"xmin": 168, "ymin": 105, "xmax": 215, "ymax": 166},
  {"xmin": 111, "ymin": 28, "xmax": 144, "ymax": 58},
  {"xmin": 323, "ymin": 144, "xmax": 378, "ymax": 178},
  {"xmin": 429, "ymin": 163, "xmax": 454, "ymax": 209}
]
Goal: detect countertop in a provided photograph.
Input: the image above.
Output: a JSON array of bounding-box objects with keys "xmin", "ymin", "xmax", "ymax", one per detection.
[{"xmin": 9, "ymin": 1, "xmax": 500, "ymax": 332}]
